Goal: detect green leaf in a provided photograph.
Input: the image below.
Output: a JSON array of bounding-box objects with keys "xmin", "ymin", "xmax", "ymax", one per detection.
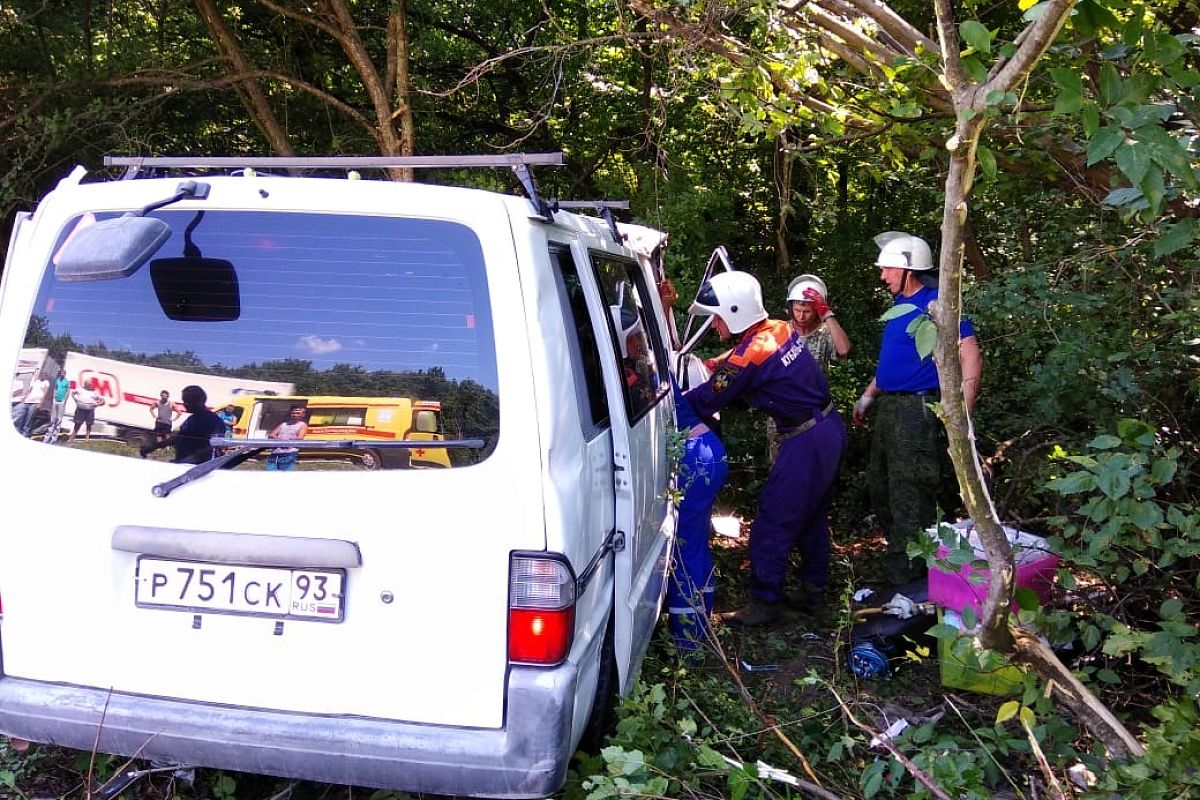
[
  {"xmin": 1099, "ymin": 64, "xmax": 1125, "ymax": 105},
  {"xmin": 1014, "ymin": 587, "xmax": 1040, "ymax": 611},
  {"xmin": 1087, "ymin": 126, "xmax": 1125, "ymax": 165},
  {"xmin": 1023, "ymin": 2, "xmax": 1049, "ymax": 22},
  {"xmin": 1089, "ymin": 434, "xmax": 1122, "ymax": 449},
  {"xmin": 962, "ymin": 55, "xmax": 988, "ymax": 83},
  {"xmin": 960, "ymin": 20, "xmax": 992, "ymax": 55},
  {"xmin": 880, "ymin": 303, "xmax": 918, "ymax": 321},
  {"xmin": 1102, "ymin": 187, "xmax": 1144, "ymax": 208},
  {"xmin": 996, "ymin": 700, "xmax": 1020, "ymax": 723},
  {"xmin": 928, "ymin": 623, "xmax": 964, "ymax": 640},
  {"xmin": 1095, "ymin": 464, "xmax": 1132, "ymax": 500},
  {"xmin": 1158, "ymin": 597, "xmax": 1184, "ymax": 621},
  {"xmin": 914, "ymin": 318, "xmax": 937, "ymax": 359},
  {"xmin": 1050, "ymin": 68, "xmax": 1083, "ymax": 114},
  {"xmin": 1047, "ymin": 470, "xmax": 1096, "ymax": 494},
  {"xmin": 977, "ymin": 145, "xmax": 997, "ymax": 181},
  {"xmin": 1019, "ymin": 707, "xmax": 1037, "ymax": 727},
  {"xmin": 1139, "ymin": 167, "xmax": 1165, "ymax": 219},
  {"xmin": 1114, "ymin": 143, "xmax": 1151, "ymax": 186},
  {"xmin": 1097, "ymin": 668, "xmax": 1121, "ymax": 684},
  {"xmin": 696, "ymin": 745, "xmax": 729, "ymax": 770},
  {"xmin": 1081, "ymin": 102, "xmax": 1101, "ymax": 136},
  {"xmin": 861, "ymin": 760, "xmax": 886, "ymax": 799},
  {"xmin": 1117, "ymin": 418, "xmax": 1156, "ymax": 445},
  {"xmin": 1018, "ymin": 0, "xmax": 1040, "ymax": 11},
  {"xmin": 1150, "ymin": 456, "xmax": 1177, "ymax": 484},
  {"xmin": 1136, "ymin": 125, "xmax": 1200, "ymax": 190}
]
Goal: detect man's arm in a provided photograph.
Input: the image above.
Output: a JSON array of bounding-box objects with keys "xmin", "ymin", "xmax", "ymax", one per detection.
[
  {"xmin": 853, "ymin": 378, "xmax": 879, "ymax": 427},
  {"xmin": 959, "ymin": 335, "xmax": 982, "ymax": 413}
]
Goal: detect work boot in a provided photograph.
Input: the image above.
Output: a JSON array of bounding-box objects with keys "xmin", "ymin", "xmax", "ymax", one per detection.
[
  {"xmin": 788, "ymin": 581, "xmax": 827, "ymax": 614},
  {"xmin": 720, "ymin": 599, "xmax": 782, "ymax": 628}
]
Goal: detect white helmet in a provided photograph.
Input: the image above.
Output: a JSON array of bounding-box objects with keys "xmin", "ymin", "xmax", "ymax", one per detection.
[
  {"xmin": 787, "ymin": 273, "xmax": 828, "ymax": 304},
  {"xmin": 874, "ymin": 231, "xmax": 934, "ymax": 270},
  {"xmin": 688, "ymin": 271, "xmax": 768, "ymax": 335},
  {"xmin": 610, "ymin": 305, "xmax": 643, "ymax": 359}
]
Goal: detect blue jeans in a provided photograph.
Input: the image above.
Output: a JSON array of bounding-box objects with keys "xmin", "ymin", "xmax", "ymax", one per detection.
[{"xmin": 266, "ymin": 452, "xmax": 299, "ymax": 471}]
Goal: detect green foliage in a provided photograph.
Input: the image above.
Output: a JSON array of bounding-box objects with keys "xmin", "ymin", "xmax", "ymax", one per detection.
[{"xmin": 1039, "ymin": 419, "xmax": 1200, "ymax": 797}]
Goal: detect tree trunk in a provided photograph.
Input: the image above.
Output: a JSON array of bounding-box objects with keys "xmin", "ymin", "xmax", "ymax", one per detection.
[
  {"xmin": 930, "ymin": 0, "xmax": 1145, "ymax": 758},
  {"xmin": 193, "ymin": 0, "xmax": 295, "ymax": 157},
  {"xmin": 387, "ymin": 5, "xmax": 416, "ymax": 181}
]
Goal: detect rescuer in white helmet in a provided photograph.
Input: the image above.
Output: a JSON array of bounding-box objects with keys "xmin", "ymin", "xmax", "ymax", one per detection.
[
  {"xmin": 852, "ymin": 231, "xmax": 983, "ymax": 584},
  {"xmin": 686, "ymin": 269, "xmax": 846, "ymax": 627}
]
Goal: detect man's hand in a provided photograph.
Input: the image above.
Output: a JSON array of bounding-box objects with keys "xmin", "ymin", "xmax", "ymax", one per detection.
[
  {"xmin": 853, "ymin": 393, "xmax": 874, "ymax": 427},
  {"xmin": 802, "ymin": 287, "xmax": 833, "ymax": 320}
]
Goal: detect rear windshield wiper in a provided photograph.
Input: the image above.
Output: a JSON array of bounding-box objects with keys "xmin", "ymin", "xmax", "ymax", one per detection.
[{"xmin": 151, "ymin": 438, "xmax": 489, "ymax": 498}]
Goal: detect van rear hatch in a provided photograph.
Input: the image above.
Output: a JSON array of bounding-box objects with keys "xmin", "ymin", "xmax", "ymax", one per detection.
[{"xmin": 0, "ymin": 175, "xmax": 544, "ymax": 730}]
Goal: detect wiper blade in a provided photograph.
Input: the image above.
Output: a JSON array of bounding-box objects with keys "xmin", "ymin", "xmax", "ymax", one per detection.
[
  {"xmin": 151, "ymin": 445, "xmax": 264, "ymax": 498},
  {"xmin": 210, "ymin": 438, "xmax": 489, "ymax": 450},
  {"xmin": 151, "ymin": 438, "xmax": 490, "ymax": 498}
]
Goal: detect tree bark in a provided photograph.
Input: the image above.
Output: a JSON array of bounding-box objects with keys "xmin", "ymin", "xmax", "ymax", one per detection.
[{"xmin": 193, "ymin": 0, "xmax": 295, "ymax": 157}]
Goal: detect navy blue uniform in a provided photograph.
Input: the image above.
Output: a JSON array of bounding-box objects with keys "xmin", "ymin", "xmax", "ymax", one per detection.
[{"xmin": 687, "ymin": 320, "xmax": 846, "ymax": 603}]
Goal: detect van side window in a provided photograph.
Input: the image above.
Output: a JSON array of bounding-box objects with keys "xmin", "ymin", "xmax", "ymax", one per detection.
[
  {"xmin": 590, "ymin": 255, "xmax": 666, "ymax": 421},
  {"xmin": 548, "ymin": 247, "xmax": 610, "ymax": 434}
]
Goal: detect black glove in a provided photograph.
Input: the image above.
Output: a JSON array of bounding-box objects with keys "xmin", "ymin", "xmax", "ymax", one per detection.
[{"xmin": 139, "ymin": 444, "xmax": 153, "ymax": 458}]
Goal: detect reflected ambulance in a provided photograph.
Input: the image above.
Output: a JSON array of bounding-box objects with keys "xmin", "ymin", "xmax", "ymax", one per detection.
[{"xmin": 227, "ymin": 395, "xmax": 450, "ymax": 469}]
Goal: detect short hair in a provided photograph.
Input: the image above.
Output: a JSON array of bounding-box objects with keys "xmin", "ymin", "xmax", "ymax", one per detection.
[{"xmin": 181, "ymin": 385, "xmax": 207, "ymax": 406}]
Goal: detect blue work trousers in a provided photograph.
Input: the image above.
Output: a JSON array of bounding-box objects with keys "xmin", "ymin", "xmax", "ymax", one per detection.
[
  {"xmin": 748, "ymin": 412, "xmax": 846, "ymax": 604},
  {"xmin": 666, "ymin": 430, "xmax": 728, "ymax": 652}
]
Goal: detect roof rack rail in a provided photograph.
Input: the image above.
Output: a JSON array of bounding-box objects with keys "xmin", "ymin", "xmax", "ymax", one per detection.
[
  {"xmin": 103, "ymin": 153, "xmax": 566, "ymax": 222},
  {"xmin": 555, "ymin": 200, "xmax": 630, "ymax": 244}
]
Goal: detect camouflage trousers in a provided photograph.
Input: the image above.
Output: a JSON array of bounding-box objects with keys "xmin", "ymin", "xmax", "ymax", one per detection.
[{"xmin": 868, "ymin": 394, "xmax": 947, "ymax": 583}]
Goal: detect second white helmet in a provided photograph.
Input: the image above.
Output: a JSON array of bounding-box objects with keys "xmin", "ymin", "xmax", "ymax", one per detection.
[
  {"xmin": 874, "ymin": 231, "xmax": 934, "ymax": 270},
  {"xmin": 688, "ymin": 271, "xmax": 768, "ymax": 335},
  {"xmin": 787, "ymin": 273, "xmax": 828, "ymax": 304}
]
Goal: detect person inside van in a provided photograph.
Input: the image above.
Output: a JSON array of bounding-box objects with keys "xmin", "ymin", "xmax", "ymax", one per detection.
[
  {"xmin": 266, "ymin": 405, "xmax": 308, "ymax": 470},
  {"xmin": 139, "ymin": 385, "xmax": 226, "ymax": 464}
]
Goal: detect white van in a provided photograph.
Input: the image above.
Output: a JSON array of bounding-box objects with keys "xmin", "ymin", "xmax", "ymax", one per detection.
[{"xmin": 0, "ymin": 155, "xmax": 679, "ymax": 797}]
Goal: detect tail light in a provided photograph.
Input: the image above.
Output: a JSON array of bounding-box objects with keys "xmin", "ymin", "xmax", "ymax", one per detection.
[{"xmin": 508, "ymin": 554, "xmax": 575, "ymax": 665}]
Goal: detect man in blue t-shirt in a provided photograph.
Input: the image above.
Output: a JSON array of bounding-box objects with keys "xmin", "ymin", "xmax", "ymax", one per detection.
[{"xmin": 851, "ymin": 232, "xmax": 983, "ymax": 584}]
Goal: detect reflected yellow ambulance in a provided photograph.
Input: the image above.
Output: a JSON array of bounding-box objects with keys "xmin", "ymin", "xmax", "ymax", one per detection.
[{"xmin": 227, "ymin": 395, "xmax": 450, "ymax": 470}]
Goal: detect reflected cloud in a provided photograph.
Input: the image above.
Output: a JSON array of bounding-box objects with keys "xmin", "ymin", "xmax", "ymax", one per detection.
[{"xmin": 297, "ymin": 334, "xmax": 342, "ymax": 355}]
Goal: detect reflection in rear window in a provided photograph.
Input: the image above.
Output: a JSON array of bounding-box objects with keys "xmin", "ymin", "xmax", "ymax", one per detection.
[{"xmin": 17, "ymin": 210, "xmax": 499, "ymax": 469}]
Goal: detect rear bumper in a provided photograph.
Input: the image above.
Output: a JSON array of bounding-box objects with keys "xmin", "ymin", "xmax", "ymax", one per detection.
[{"xmin": 0, "ymin": 665, "xmax": 576, "ymax": 799}]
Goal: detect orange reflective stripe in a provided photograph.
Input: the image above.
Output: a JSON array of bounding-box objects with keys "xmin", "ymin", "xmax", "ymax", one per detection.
[{"xmin": 727, "ymin": 320, "xmax": 792, "ymax": 367}]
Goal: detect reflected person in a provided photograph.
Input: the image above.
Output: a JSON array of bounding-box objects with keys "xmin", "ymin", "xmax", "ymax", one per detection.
[
  {"xmin": 267, "ymin": 405, "xmax": 308, "ymax": 471},
  {"xmin": 139, "ymin": 385, "xmax": 226, "ymax": 464}
]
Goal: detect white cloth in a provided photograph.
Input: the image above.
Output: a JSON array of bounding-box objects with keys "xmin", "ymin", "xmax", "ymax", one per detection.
[{"xmin": 23, "ymin": 378, "xmax": 50, "ymax": 406}]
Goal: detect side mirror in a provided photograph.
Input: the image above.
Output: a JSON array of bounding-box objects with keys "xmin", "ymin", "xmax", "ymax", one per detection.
[{"xmin": 54, "ymin": 215, "xmax": 171, "ymax": 282}]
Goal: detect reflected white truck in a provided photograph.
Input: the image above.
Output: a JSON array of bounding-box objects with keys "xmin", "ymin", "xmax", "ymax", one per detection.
[{"xmin": 57, "ymin": 350, "xmax": 294, "ymax": 446}]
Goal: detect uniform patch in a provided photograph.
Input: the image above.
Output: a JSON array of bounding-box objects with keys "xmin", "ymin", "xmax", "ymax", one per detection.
[{"xmin": 711, "ymin": 366, "xmax": 737, "ymax": 393}]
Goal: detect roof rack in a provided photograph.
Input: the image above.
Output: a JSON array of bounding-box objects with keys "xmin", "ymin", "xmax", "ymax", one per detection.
[
  {"xmin": 103, "ymin": 153, "xmax": 566, "ymax": 222},
  {"xmin": 555, "ymin": 200, "xmax": 630, "ymax": 244}
]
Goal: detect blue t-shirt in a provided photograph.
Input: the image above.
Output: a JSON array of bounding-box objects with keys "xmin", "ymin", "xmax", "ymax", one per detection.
[{"xmin": 875, "ymin": 286, "xmax": 975, "ymax": 393}]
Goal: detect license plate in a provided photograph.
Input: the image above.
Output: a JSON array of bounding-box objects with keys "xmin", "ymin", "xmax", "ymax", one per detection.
[{"xmin": 135, "ymin": 557, "xmax": 346, "ymax": 622}]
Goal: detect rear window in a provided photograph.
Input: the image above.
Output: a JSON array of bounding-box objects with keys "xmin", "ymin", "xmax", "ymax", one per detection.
[{"xmin": 15, "ymin": 209, "xmax": 499, "ymax": 469}]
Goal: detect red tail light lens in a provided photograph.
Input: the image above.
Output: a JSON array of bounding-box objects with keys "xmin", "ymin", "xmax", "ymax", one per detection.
[{"xmin": 508, "ymin": 555, "xmax": 575, "ymax": 665}]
